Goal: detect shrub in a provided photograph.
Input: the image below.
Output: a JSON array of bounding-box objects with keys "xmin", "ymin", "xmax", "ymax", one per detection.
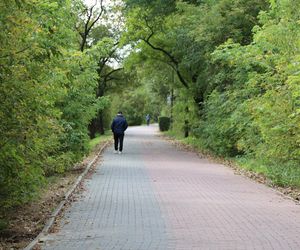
[{"xmin": 159, "ymin": 117, "xmax": 171, "ymax": 131}]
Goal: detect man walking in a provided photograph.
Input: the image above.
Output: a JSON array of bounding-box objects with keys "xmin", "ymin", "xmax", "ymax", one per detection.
[
  {"xmin": 111, "ymin": 111, "xmax": 128, "ymax": 154},
  {"xmin": 145, "ymin": 114, "xmax": 150, "ymax": 126}
]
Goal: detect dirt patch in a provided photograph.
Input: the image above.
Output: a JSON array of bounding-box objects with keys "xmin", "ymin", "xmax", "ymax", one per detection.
[
  {"xmin": 162, "ymin": 134, "xmax": 300, "ymax": 205},
  {"xmin": 0, "ymin": 140, "xmax": 111, "ymax": 250},
  {"xmin": 0, "ymin": 174, "xmax": 80, "ymax": 250}
]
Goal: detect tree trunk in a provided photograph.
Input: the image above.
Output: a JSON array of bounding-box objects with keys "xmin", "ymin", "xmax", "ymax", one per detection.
[
  {"xmin": 184, "ymin": 106, "xmax": 189, "ymax": 138},
  {"xmin": 98, "ymin": 111, "xmax": 105, "ymax": 135},
  {"xmin": 88, "ymin": 119, "xmax": 97, "ymax": 139},
  {"xmin": 170, "ymin": 88, "xmax": 174, "ymax": 128}
]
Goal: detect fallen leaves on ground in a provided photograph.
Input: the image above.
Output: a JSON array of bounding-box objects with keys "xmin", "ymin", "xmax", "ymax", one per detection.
[{"xmin": 0, "ymin": 140, "xmax": 111, "ymax": 250}]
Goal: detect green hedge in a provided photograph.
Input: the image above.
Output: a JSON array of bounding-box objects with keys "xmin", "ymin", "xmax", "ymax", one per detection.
[{"xmin": 159, "ymin": 117, "xmax": 171, "ymax": 131}]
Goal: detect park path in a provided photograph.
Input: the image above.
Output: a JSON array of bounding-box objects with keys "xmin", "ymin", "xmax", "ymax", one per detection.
[{"xmin": 41, "ymin": 125, "xmax": 300, "ymax": 250}]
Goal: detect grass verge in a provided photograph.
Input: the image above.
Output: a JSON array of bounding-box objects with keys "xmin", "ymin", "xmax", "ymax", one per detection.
[
  {"xmin": 88, "ymin": 132, "xmax": 112, "ymax": 152},
  {"xmin": 236, "ymin": 157, "xmax": 300, "ymax": 188}
]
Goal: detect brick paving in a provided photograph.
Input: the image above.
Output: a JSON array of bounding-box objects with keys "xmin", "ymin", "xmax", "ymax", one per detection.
[{"xmin": 41, "ymin": 125, "xmax": 300, "ymax": 250}]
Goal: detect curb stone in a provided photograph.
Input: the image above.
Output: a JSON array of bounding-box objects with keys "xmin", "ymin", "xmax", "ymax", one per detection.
[{"xmin": 23, "ymin": 141, "xmax": 111, "ymax": 250}]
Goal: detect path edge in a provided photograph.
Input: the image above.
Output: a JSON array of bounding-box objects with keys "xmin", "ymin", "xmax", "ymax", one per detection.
[
  {"xmin": 160, "ymin": 133, "xmax": 300, "ymax": 205},
  {"xmin": 23, "ymin": 141, "xmax": 111, "ymax": 250}
]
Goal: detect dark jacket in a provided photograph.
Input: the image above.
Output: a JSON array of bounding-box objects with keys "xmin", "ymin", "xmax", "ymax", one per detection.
[{"xmin": 111, "ymin": 114, "xmax": 128, "ymax": 134}]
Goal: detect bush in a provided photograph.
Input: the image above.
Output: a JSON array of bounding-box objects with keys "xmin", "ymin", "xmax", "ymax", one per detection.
[
  {"xmin": 159, "ymin": 117, "xmax": 171, "ymax": 131},
  {"xmin": 126, "ymin": 112, "xmax": 144, "ymax": 126},
  {"xmin": 0, "ymin": 1, "xmax": 103, "ymax": 209}
]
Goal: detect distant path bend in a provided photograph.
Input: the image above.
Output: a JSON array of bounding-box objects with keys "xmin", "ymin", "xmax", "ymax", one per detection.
[{"xmin": 42, "ymin": 125, "xmax": 300, "ymax": 250}]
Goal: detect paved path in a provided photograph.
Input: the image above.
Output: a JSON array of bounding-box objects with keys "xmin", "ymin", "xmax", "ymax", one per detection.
[{"xmin": 41, "ymin": 126, "xmax": 300, "ymax": 250}]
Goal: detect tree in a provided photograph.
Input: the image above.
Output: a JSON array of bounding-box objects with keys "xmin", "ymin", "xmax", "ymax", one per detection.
[
  {"xmin": 77, "ymin": 1, "xmax": 128, "ymax": 137},
  {"xmin": 0, "ymin": 0, "xmax": 113, "ymax": 210},
  {"xmin": 122, "ymin": 0, "xmax": 268, "ymax": 137}
]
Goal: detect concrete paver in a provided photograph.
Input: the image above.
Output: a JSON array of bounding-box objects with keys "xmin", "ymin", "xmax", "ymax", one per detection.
[{"xmin": 42, "ymin": 125, "xmax": 300, "ymax": 250}]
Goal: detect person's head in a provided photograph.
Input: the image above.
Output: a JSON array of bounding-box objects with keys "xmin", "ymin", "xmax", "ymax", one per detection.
[{"xmin": 117, "ymin": 111, "xmax": 123, "ymax": 115}]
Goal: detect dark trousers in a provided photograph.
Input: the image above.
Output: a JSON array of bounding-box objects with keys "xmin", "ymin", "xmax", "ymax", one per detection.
[{"xmin": 114, "ymin": 133, "xmax": 124, "ymax": 152}]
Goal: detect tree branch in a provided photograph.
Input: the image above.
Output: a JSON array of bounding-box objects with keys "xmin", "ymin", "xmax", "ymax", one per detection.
[
  {"xmin": 97, "ymin": 42, "xmax": 120, "ymax": 74},
  {"xmin": 141, "ymin": 19, "xmax": 188, "ymax": 88},
  {"xmin": 0, "ymin": 46, "xmax": 30, "ymax": 59},
  {"xmin": 104, "ymin": 67, "xmax": 123, "ymax": 80},
  {"xmin": 142, "ymin": 35, "xmax": 189, "ymax": 89},
  {"xmin": 80, "ymin": 0, "xmax": 104, "ymax": 51},
  {"xmin": 86, "ymin": 0, "xmax": 104, "ymax": 35}
]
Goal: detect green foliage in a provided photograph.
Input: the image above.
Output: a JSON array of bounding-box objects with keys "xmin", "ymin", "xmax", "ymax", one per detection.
[
  {"xmin": 112, "ymin": 55, "xmax": 166, "ymax": 125},
  {"xmin": 116, "ymin": 88, "xmax": 148, "ymax": 125},
  {"xmin": 194, "ymin": 0, "xmax": 300, "ymax": 185},
  {"xmin": 203, "ymin": 1, "xmax": 300, "ymax": 162},
  {"xmin": 194, "ymin": 90, "xmax": 243, "ymax": 156},
  {"xmin": 0, "ymin": 0, "xmax": 113, "ymax": 209},
  {"xmin": 159, "ymin": 117, "xmax": 171, "ymax": 131},
  {"xmin": 237, "ymin": 158, "xmax": 300, "ymax": 188},
  {"xmin": 88, "ymin": 133, "xmax": 112, "ymax": 151},
  {"xmin": 123, "ymin": 0, "xmax": 300, "ymax": 188}
]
